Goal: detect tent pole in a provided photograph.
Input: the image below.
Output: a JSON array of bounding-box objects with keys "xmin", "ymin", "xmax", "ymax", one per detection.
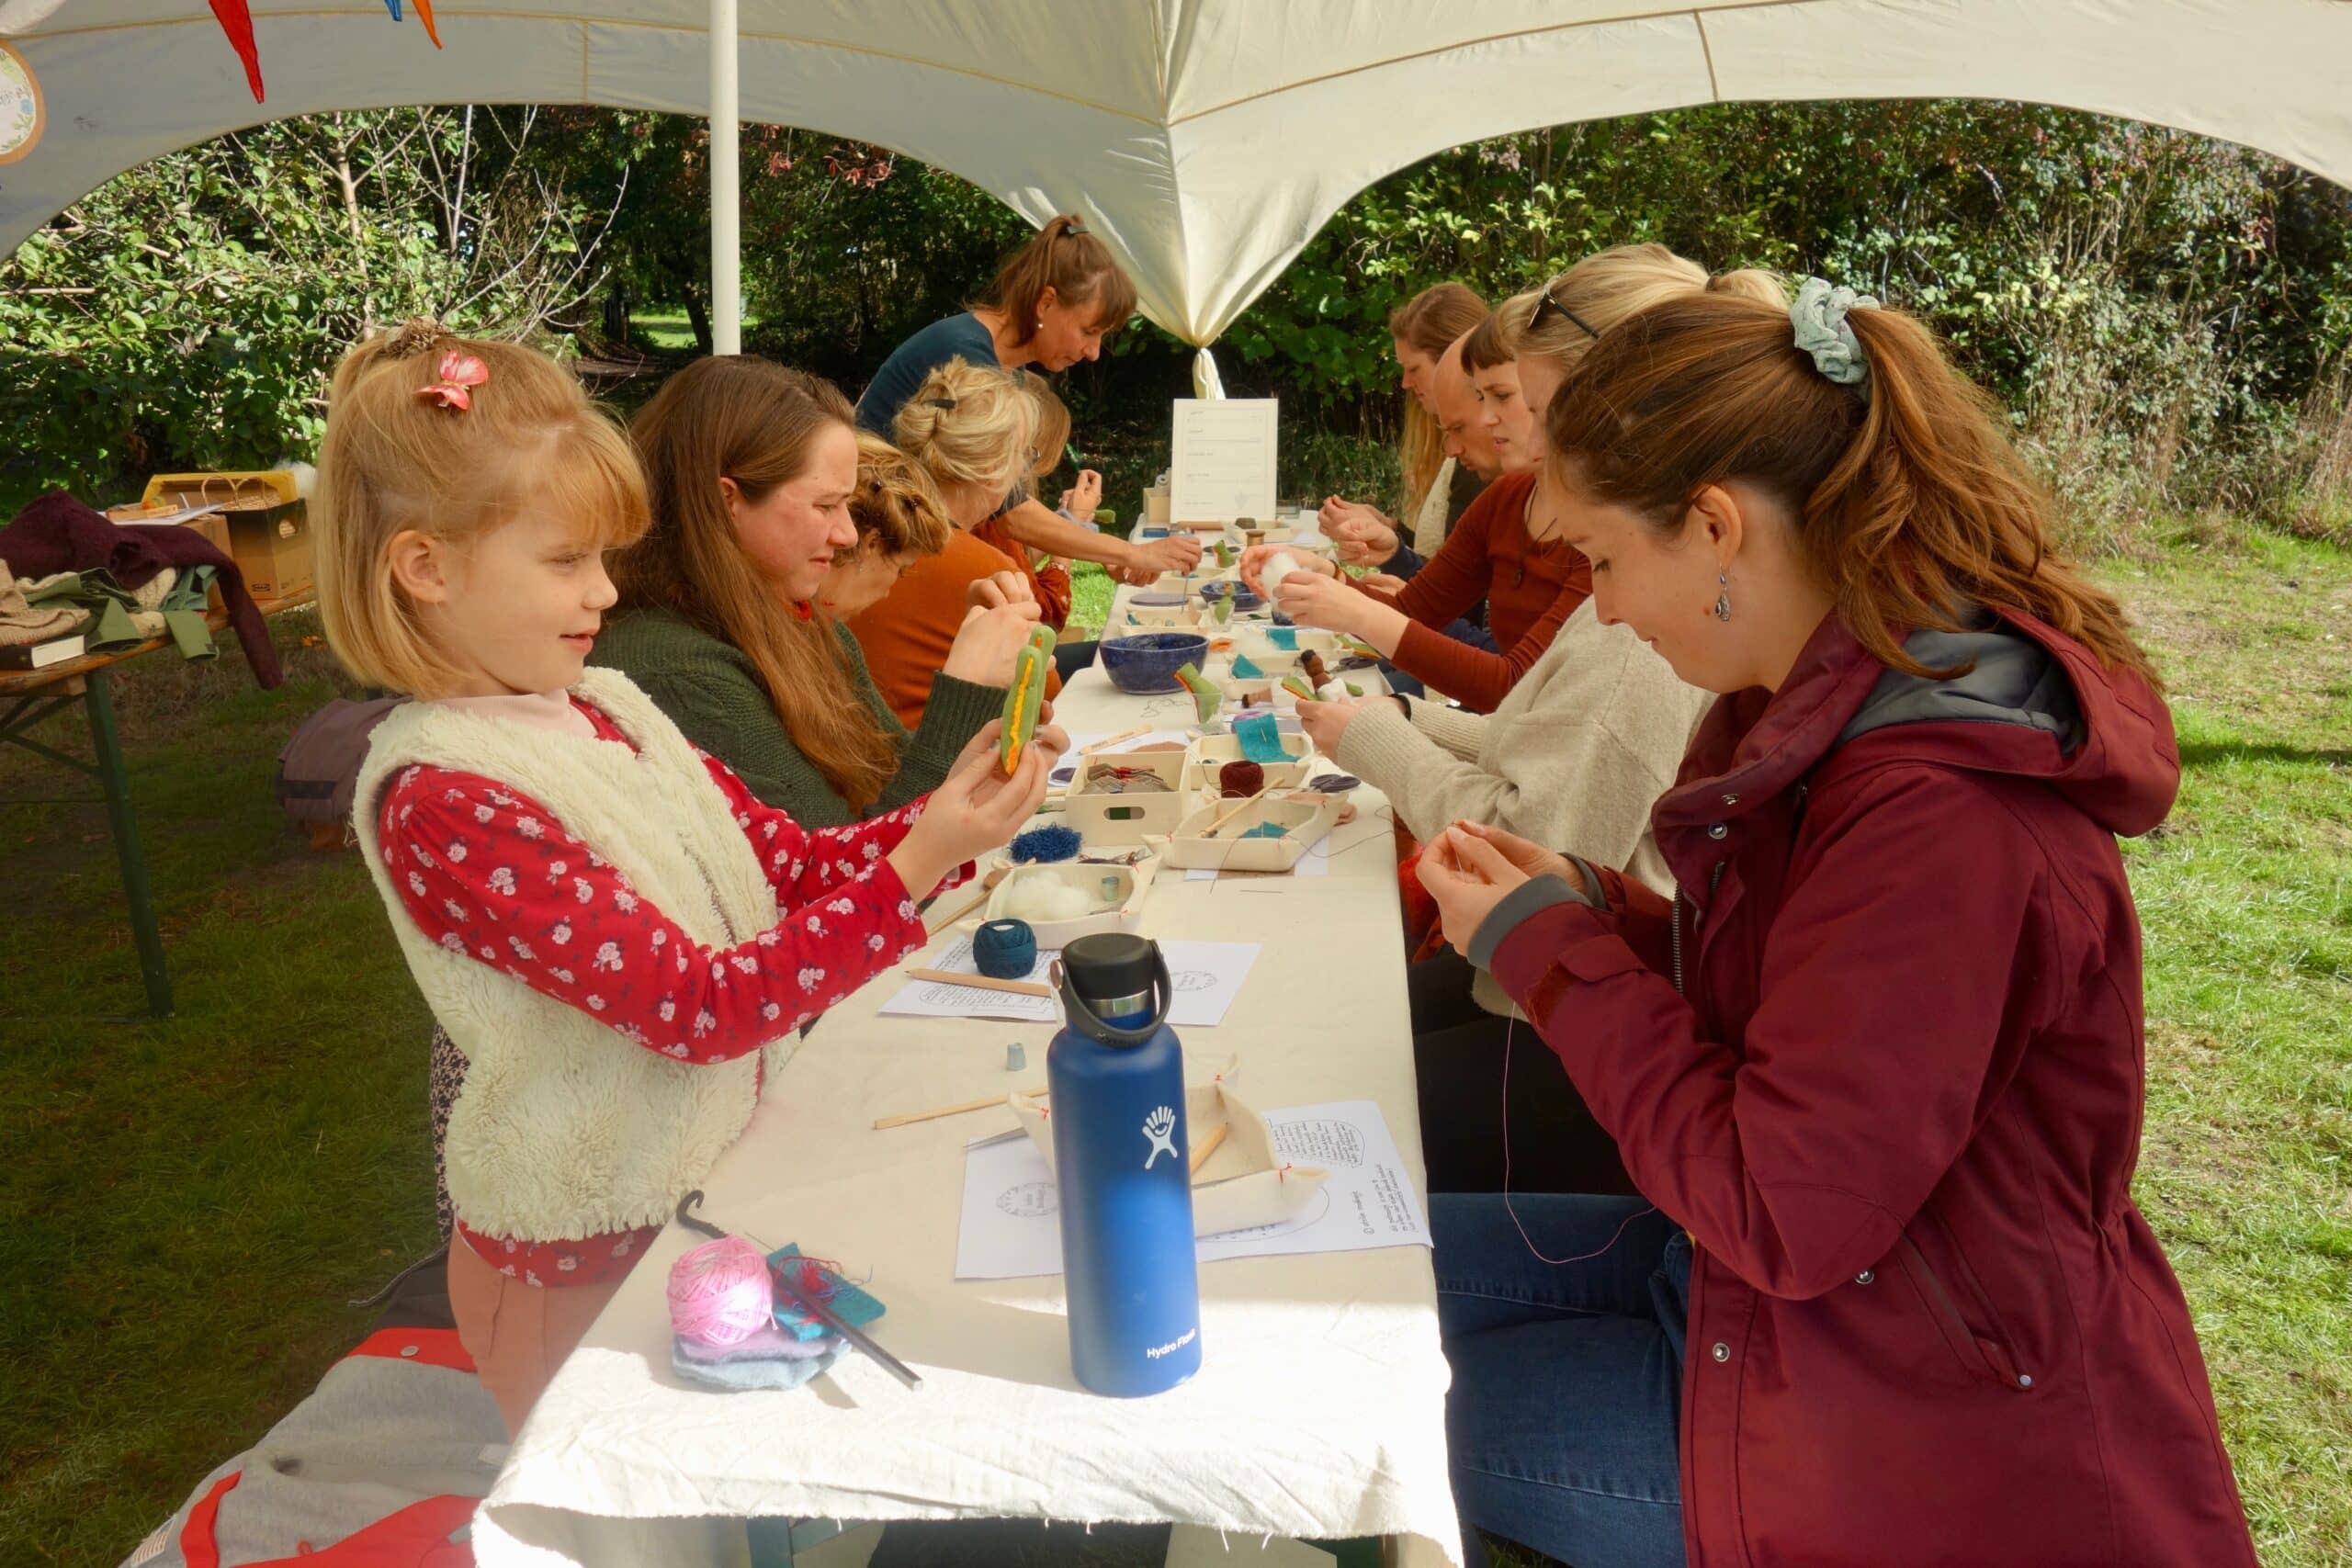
[{"xmin": 708, "ymin": 0, "xmax": 741, "ymax": 355}]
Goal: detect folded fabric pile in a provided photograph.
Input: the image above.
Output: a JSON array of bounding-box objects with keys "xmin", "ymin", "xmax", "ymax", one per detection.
[
  {"xmin": 0, "ymin": 492, "xmax": 282, "ymax": 686},
  {"xmin": 0, "ymin": 561, "xmax": 85, "ymax": 649},
  {"xmin": 666, "ymin": 1238, "xmax": 883, "ymax": 1393}
]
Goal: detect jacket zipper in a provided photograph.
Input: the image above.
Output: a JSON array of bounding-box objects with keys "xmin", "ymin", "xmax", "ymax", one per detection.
[
  {"xmin": 1895, "ymin": 1235, "xmax": 2030, "ymax": 1391},
  {"xmin": 1669, "ymin": 861, "xmax": 1727, "ymax": 998}
]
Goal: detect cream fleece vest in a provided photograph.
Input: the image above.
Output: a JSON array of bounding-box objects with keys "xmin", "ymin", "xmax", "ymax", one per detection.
[{"xmin": 353, "ymin": 668, "xmax": 794, "ymax": 1242}]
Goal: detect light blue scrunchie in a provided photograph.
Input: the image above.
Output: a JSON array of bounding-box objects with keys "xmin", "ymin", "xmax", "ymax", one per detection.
[{"xmin": 1791, "ymin": 276, "xmax": 1878, "ymax": 394}]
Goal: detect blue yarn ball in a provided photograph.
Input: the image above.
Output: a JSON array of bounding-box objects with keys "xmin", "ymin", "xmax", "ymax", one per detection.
[
  {"xmin": 1009, "ymin": 823, "xmax": 1082, "ymax": 864},
  {"xmin": 973, "ymin": 919, "xmax": 1038, "ymax": 979}
]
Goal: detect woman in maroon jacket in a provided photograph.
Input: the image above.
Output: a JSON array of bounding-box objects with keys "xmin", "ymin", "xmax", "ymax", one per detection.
[{"xmin": 1416, "ymin": 282, "xmax": 2256, "ymax": 1568}]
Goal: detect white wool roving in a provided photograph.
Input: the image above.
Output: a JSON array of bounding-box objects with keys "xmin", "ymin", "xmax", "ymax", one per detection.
[
  {"xmin": 998, "ymin": 877, "xmax": 1102, "ymax": 923},
  {"xmin": 1261, "ymin": 550, "xmax": 1304, "ymax": 592}
]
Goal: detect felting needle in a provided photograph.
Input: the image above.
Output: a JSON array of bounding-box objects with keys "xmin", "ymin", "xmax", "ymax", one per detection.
[
  {"xmin": 675, "ymin": 1190, "xmax": 923, "ymax": 1392},
  {"xmin": 773, "ymin": 1270, "xmax": 924, "ymax": 1392}
]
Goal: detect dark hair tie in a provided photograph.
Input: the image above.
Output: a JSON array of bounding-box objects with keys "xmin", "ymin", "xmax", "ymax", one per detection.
[{"xmin": 923, "ymin": 396, "xmax": 957, "ymax": 411}]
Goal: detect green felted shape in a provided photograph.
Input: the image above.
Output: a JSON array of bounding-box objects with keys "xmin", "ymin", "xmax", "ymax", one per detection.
[
  {"xmin": 1281, "ymin": 674, "xmax": 1317, "ymax": 703},
  {"xmin": 1176, "ymin": 662, "xmax": 1223, "ymax": 724}
]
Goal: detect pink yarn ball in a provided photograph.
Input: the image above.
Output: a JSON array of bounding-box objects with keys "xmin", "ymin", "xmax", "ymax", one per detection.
[{"xmin": 667, "ymin": 1235, "xmax": 775, "ymax": 1348}]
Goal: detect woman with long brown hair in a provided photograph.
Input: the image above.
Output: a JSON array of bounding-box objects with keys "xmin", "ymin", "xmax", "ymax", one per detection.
[
  {"xmin": 594, "ymin": 355, "xmax": 1047, "ymax": 827},
  {"xmin": 854, "ymin": 213, "xmax": 1200, "ymax": 586},
  {"xmin": 1415, "ymin": 283, "xmax": 2254, "ymax": 1566}
]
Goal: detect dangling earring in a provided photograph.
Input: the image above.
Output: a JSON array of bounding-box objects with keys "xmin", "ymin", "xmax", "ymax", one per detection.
[{"xmin": 1713, "ymin": 570, "xmax": 1732, "ymax": 623}]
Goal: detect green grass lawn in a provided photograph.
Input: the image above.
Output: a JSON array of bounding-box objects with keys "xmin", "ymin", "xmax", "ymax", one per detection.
[{"xmin": 2, "ymin": 545, "xmax": 2346, "ymax": 1564}]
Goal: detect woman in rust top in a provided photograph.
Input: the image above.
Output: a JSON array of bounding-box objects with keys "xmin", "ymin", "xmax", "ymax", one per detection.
[{"xmin": 1249, "ymin": 329, "xmax": 1584, "ymax": 714}]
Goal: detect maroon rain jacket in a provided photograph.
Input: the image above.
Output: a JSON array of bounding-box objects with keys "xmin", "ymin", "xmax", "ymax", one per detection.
[{"xmin": 1480, "ymin": 608, "xmax": 2256, "ymax": 1567}]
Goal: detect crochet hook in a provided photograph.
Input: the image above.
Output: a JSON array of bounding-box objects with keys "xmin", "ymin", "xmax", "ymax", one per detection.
[{"xmin": 675, "ymin": 1190, "xmax": 924, "ymax": 1393}]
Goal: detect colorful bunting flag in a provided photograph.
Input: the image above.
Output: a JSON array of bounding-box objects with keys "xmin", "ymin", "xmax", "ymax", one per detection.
[{"xmin": 208, "ymin": 0, "xmax": 262, "ymax": 102}]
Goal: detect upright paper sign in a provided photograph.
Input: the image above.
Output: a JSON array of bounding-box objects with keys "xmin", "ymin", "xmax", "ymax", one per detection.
[{"xmin": 1170, "ymin": 398, "xmax": 1277, "ymax": 525}]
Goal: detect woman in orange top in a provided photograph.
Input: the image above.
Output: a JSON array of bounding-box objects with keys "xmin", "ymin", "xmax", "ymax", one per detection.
[{"xmin": 850, "ymin": 356, "xmax": 1061, "ymax": 728}]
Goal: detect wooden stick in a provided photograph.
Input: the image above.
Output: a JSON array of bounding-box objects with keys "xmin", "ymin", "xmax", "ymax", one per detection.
[
  {"xmin": 1200, "ymin": 784, "xmax": 1274, "ymax": 839},
  {"xmin": 923, "ymin": 865, "xmax": 1007, "ymax": 932},
  {"xmin": 1081, "ymin": 725, "xmax": 1150, "ymax": 755},
  {"xmin": 905, "ymin": 966, "xmax": 1054, "ymax": 998},
  {"xmin": 873, "ymin": 1091, "xmax": 1038, "ymax": 1130},
  {"xmin": 1189, "ymin": 1121, "xmax": 1229, "ymax": 1174}
]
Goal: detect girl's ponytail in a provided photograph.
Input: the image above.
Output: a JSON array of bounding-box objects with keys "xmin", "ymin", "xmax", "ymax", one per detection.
[{"xmin": 1543, "ymin": 287, "xmax": 2158, "ymax": 687}]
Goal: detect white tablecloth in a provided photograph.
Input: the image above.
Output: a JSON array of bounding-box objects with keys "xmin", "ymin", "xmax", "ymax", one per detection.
[{"xmin": 473, "ymin": 581, "xmax": 1460, "ymax": 1567}]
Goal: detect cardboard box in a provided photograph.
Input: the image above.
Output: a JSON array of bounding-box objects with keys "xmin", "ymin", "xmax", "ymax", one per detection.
[{"xmin": 138, "ymin": 471, "xmax": 312, "ymax": 602}]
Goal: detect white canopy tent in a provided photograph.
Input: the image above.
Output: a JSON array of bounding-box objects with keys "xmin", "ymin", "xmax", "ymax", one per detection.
[{"xmin": 6, "ymin": 0, "xmax": 2352, "ymax": 360}]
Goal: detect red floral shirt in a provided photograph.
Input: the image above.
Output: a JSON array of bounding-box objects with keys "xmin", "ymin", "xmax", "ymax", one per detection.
[{"xmin": 378, "ymin": 699, "xmax": 953, "ymax": 1284}]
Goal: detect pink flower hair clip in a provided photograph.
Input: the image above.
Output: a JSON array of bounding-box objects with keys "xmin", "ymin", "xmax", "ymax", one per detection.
[{"xmin": 416, "ymin": 350, "xmax": 490, "ymax": 411}]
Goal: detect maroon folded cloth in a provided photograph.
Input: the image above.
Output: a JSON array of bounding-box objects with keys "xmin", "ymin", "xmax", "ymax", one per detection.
[{"xmin": 0, "ymin": 491, "xmax": 284, "ymax": 688}]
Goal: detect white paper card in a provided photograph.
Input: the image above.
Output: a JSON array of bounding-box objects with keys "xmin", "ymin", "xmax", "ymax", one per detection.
[
  {"xmin": 1170, "ymin": 398, "xmax": 1278, "ymax": 524},
  {"xmin": 955, "ymin": 1100, "xmax": 1431, "ymax": 1280},
  {"xmin": 881, "ymin": 936, "xmax": 1260, "ymax": 1027}
]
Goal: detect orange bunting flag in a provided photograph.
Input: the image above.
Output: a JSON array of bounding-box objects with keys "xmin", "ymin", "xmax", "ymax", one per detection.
[{"xmin": 413, "ymin": 0, "xmax": 443, "ymax": 47}]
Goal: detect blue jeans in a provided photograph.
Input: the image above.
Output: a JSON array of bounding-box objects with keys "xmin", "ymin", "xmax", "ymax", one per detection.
[{"xmin": 1434, "ymin": 1194, "xmax": 1690, "ymax": 1568}]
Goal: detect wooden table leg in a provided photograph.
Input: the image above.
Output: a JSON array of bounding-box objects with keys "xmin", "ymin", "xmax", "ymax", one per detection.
[{"xmin": 81, "ymin": 672, "xmax": 173, "ymax": 1019}]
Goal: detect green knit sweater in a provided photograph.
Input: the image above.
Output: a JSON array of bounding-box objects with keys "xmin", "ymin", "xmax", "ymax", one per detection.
[{"xmin": 589, "ymin": 606, "xmax": 1002, "ymax": 829}]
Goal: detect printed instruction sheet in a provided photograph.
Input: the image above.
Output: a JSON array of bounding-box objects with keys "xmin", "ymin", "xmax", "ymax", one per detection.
[
  {"xmin": 1170, "ymin": 398, "xmax": 1278, "ymax": 524},
  {"xmin": 880, "ymin": 936, "xmax": 1260, "ymax": 1028},
  {"xmin": 955, "ymin": 1100, "xmax": 1431, "ymax": 1280}
]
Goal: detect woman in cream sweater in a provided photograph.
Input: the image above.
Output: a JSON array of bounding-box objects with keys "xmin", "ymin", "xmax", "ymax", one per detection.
[{"xmin": 1295, "ymin": 245, "xmax": 1779, "ymax": 1193}]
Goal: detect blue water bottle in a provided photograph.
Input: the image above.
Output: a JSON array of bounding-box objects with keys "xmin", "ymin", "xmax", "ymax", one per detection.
[{"xmin": 1047, "ymin": 932, "xmax": 1202, "ymax": 1396}]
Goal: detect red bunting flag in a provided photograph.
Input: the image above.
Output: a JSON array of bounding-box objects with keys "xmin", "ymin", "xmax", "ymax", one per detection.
[{"xmin": 208, "ymin": 0, "xmax": 263, "ymax": 101}]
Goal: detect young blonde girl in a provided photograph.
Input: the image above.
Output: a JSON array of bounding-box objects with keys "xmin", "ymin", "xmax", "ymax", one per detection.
[{"xmin": 319, "ymin": 324, "xmax": 1053, "ymax": 1434}]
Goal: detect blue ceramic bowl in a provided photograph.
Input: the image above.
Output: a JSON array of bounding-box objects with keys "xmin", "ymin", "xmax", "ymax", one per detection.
[
  {"xmin": 1199, "ymin": 580, "xmax": 1264, "ymax": 615},
  {"xmin": 1099, "ymin": 632, "xmax": 1209, "ymax": 694}
]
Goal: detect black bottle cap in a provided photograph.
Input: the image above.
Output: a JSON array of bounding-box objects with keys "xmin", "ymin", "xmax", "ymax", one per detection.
[{"xmin": 1061, "ymin": 932, "xmax": 1158, "ymax": 999}]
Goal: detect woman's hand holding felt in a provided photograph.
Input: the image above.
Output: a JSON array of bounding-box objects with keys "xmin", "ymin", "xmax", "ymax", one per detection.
[
  {"xmin": 889, "ymin": 724, "xmax": 1058, "ymax": 896},
  {"xmin": 1062, "ymin": 469, "xmax": 1102, "ymax": 522},
  {"xmin": 1317, "ymin": 495, "xmax": 1389, "ymax": 538},
  {"xmin": 1355, "ymin": 571, "xmax": 1407, "ymax": 598},
  {"xmin": 1329, "ymin": 513, "xmax": 1401, "ymax": 568},
  {"xmin": 967, "ymin": 570, "xmax": 1036, "ymax": 611},
  {"xmin": 1238, "ymin": 541, "xmax": 1337, "ymax": 598},
  {"xmin": 1126, "ymin": 532, "xmax": 1204, "ymax": 579},
  {"xmin": 1295, "ymin": 696, "xmax": 1362, "ymax": 754},
  {"xmin": 942, "ymin": 600, "xmax": 1044, "ymax": 685},
  {"xmin": 946, "ymin": 714, "xmax": 1067, "ymax": 784},
  {"xmin": 1275, "ymin": 569, "xmax": 1408, "ymax": 656},
  {"xmin": 1417, "ymin": 821, "xmax": 1585, "ymax": 955}
]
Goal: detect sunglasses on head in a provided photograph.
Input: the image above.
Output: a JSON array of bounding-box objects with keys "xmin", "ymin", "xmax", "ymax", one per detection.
[{"xmin": 1531, "ymin": 287, "xmax": 1601, "ymax": 343}]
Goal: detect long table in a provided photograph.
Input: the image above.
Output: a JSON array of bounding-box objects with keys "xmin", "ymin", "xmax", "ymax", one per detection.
[{"xmin": 473, "ymin": 586, "xmax": 1459, "ymax": 1567}]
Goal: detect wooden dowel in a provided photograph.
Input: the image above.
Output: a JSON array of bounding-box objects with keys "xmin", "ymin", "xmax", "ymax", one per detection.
[
  {"xmin": 1200, "ymin": 784, "xmax": 1274, "ymax": 840},
  {"xmin": 1189, "ymin": 1121, "xmax": 1229, "ymax": 1174},
  {"xmin": 924, "ymin": 866, "xmax": 1006, "ymax": 932},
  {"xmin": 904, "ymin": 966, "xmax": 1054, "ymax": 998},
  {"xmin": 874, "ymin": 1089, "xmax": 1048, "ymax": 1130},
  {"xmin": 1081, "ymin": 725, "xmax": 1150, "ymax": 755}
]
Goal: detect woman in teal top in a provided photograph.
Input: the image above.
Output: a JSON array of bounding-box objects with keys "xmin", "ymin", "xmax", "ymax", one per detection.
[
  {"xmin": 595, "ymin": 355, "xmax": 1046, "ymax": 827},
  {"xmin": 855, "ymin": 213, "xmax": 1201, "ymax": 587}
]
